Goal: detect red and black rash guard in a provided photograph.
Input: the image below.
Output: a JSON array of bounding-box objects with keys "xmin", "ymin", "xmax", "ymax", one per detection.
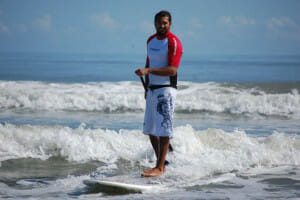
[{"xmin": 146, "ymin": 30, "xmax": 183, "ymax": 88}]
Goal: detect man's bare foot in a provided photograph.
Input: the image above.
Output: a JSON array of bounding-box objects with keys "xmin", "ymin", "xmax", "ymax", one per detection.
[
  {"xmin": 142, "ymin": 167, "xmax": 155, "ymax": 174},
  {"xmin": 142, "ymin": 166, "xmax": 166, "ymax": 174},
  {"xmin": 141, "ymin": 167, "xmax": 166, "ymax": 177}
]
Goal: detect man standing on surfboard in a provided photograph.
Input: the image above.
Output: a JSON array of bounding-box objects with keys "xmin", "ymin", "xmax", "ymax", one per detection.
[{"xmin": 135, "ymin": 10, "xmax": 183, "ymax": 177}]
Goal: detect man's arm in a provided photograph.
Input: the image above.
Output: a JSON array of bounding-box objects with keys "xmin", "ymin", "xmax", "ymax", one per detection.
[{"xmin": 135, "ymin": 66, "xmax": 177, "ymax": 77}]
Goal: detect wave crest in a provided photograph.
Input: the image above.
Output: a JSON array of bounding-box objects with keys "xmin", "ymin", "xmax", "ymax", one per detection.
[
  {"xmin": 0, "ymin": 123, "xmax": 299, "ymax": 174},
  {"xmin": 0, "ymin": 81, "xmax": 299, "ymax": 118}
]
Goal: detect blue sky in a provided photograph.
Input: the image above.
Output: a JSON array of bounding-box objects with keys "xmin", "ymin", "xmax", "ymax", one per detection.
[{"xmin": 0, "ymin": 0, "xmax": 300, "ymax": 55}]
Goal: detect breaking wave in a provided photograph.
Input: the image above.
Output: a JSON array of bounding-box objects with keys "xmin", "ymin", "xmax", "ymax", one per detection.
[
  {"xmin": 0, "ymin": 81, "xmax": 299, "ymax": 118},
  {"xmin": 0, "ymin": 123, "xmax": 299, "ymax": 178}
]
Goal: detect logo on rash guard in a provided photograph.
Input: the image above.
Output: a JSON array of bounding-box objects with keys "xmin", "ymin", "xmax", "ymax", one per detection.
[{"xmin": 150, "ymin": 48, "xmax": 160, "ymax": 51}]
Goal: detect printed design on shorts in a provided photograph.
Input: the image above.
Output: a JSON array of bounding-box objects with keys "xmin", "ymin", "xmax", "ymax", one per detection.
[{"xmin": 157, "ymin": 94, "xmax": 173, "ymax": 129}]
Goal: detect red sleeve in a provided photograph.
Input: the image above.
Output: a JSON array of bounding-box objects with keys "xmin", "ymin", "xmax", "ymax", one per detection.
[{"xmin": 168, "ymin": 34, "xmax": 183, "ymax": 68}]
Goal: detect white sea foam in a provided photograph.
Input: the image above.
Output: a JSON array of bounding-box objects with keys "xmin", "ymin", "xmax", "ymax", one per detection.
[
  {"xmin": 0, "ymin": 123, "xmax": 299, "ymax": 179},
  {"xmin": 0, "ymin": 123, "xmax": 148, "ymax": 164},
  {"xmin": 168, "ymin": 125, "xmax": 300, "ymax": 181},
  {"xmin": 177, "ymin": 82, "xmax": 300, "ymax": 117},
  {"xmin": 0, "ymin": 81, "xmax": 145, "ymax": 112},
  {"xmin": 0, "ymin": 81, "xmax": 299, "ymax": 118}
]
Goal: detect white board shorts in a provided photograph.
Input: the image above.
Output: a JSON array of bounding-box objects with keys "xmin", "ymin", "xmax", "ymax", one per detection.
[{"xmin": 143, "ymin": 87, "xmax": 176, "ymax": 137}]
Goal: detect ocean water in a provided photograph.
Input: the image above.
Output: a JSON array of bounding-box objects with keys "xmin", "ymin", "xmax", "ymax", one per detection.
[{"xmin": 0, "ymin": 52, "xmax": 300, "ymax": 199}]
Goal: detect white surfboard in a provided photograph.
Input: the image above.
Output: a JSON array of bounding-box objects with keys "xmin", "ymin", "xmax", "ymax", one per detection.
[{"xmin": 83, "ymin": 179, "xmax": 154, "ymax": 194}]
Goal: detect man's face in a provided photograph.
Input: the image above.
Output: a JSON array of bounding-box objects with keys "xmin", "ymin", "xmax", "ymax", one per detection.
[{"xmin": 155, "ymin": 16, "xmax": 172, "ymax": 36}]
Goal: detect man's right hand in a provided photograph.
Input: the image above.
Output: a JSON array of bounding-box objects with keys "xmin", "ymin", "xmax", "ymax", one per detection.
[{"xmin": 135, "ymin": 68, "xmax": 149, "ymax": 77}]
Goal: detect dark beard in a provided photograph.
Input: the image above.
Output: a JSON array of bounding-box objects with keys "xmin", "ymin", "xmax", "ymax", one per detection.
[{"xmin": 157, "ymin": 30, "xmax": 167, "ymax": 37}]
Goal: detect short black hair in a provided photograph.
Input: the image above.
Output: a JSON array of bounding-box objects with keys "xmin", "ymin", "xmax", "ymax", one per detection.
[{"xmin": 154, "ymin": 10, "xmax": 172, "ymax": 23}]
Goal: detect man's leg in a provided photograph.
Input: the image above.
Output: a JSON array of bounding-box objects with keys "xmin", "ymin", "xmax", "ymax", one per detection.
[
  {"xmin": 141, "ymin": 136, "xmax": 169, "ymax": 177},
  {"xmin": 142, "ymin": 135, "xmax": 159, "ymax": 175},
  {"xmin": 149, "ymin": 135, "xmax": 159, "ymax": 160},
  {"xmin": 156, "ymin": 136, "xmax": 169, "ymax": 170}
]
